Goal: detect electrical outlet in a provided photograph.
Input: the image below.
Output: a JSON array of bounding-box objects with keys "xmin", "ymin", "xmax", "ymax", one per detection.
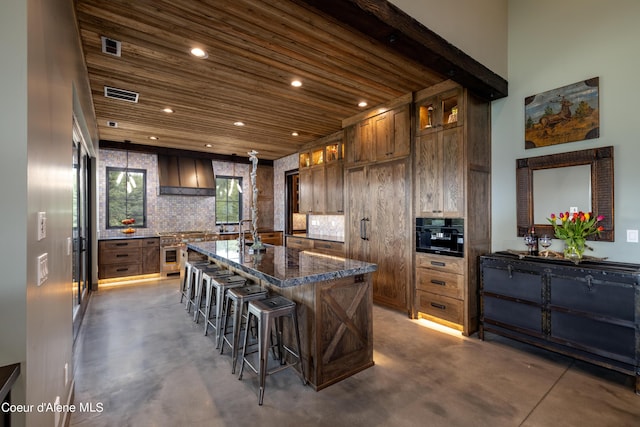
[
  {"xmin": 627, "ymin": 229, "xmax": 639, "ymax": 243},
  {"xmin": 569, "ymin": 206, "xmax": 578, "ymax": 214},
  {"xmin": 37, "ymin": 253, "xmax": 48, "ymax": 286}
]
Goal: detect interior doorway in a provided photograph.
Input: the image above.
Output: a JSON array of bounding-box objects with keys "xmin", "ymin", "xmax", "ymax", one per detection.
[
  {"xmin": 284, "ymin": 169, "xmax": 306, "ymax": 235},
  {"xmin": 72, "ymin": 122, "xmax": 91, "ymax": 341}
]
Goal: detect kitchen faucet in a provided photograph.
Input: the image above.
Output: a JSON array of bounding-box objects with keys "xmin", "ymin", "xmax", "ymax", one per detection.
[{"xmin": 238, "ymin": 219, "xmax": 252, "ymax": 248}]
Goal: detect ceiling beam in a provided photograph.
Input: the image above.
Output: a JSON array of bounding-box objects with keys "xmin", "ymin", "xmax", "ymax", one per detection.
[{"xmin": 294, "ymin": 0, "xmax": 508, "ymax": 101}]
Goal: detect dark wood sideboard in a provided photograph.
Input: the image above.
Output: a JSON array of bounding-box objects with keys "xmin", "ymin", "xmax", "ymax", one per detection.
[{"xmin": 479, "ymin": 252, "xmax": 639, "ymax": 394}]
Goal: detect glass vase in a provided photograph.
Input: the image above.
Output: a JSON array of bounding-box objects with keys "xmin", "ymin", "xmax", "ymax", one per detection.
[{"xmin": 563, "ymin": 239, "xmax": 585, "ymax": 263}]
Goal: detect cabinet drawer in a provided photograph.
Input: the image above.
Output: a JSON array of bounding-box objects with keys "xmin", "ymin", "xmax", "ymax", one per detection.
[
  {"xmin": 99, "ymin": 263, "xmax": 142, "ymax": 279},
  {"xmin": 416, "ymin": 252, "xmax": 464, "ymax": 274},
  {"xmin": 100, "ymin": 239, "xmax": 142, "ymax": 250},
  {"xmin": 482, "ymin": 266, "xmax": 543, "ymax": 303},
  {"xmin": 258, "ymin": 232, "xmax": 282, "ymax": 246},
  {"xmin": 286, "ymin": 236, "xmax": 314, "ymax": 250},
  {"xmin": 313, "ymin": 240, "xmax": 344, "ymax": 257},
  {"xmin": 99, "ymin": 248, "xmax": 141, "ymax": 265},
  {"xmin": 416, "ymin": 269, "xmax": 463, "ymax": 299},
  {"xmin": 482, "ymin": 296, "xmax": 542, "ymax": 334},
  {"xmin": 416, "ymin": 290, "xmax": 463, "ymax": 325},
  {"xmin": 140, "ymin": 237, "xmax": 159, "ymax": 247},
  {"xmin": 550, "ymin": 277, "xmax": 636, "ymax": 321}
]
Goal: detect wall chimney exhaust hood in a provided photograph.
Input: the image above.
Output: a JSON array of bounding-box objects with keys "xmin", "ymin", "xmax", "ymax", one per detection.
[{"xmin": 157, "ymin": 155, "xmax": 216, "ymax": 196}]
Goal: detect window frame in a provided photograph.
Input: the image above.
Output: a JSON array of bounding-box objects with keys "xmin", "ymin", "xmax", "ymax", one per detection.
[
  {"xmin": 106, "ymin": 166, "xmax": 147, "ymax": 229},
  {"xmin": 215, "ymin": 175, "xmax": 243, "ymax": 225}
]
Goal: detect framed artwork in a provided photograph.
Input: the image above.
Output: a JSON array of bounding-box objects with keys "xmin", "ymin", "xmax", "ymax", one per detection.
[{"xmin": 524, "ymin": 77, "xmax": 599, "ymax": 149}]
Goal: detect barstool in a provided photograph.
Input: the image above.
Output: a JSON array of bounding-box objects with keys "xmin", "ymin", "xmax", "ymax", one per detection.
[
  {"xmin": 203, "ymin": 273, "xmax": 247, "ymax": 344},
  {"xmin": 180, "ymin": 261, "xmax": 209, "ymax": 311},
  {"xmin": 238, "ymin": 296, "xmax": 306, "ymax": 405},
  {"xmin": 192, "ymin": 265, "xmax": 226, "ymax": 322},
  {"xmin": 219, "ymin": 284, "xmax": 268, "ymax": 373}
]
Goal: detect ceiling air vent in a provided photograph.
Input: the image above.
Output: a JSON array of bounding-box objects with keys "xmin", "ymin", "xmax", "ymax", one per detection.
[
  {"xmin": 104, "ymin": 86, "xmax": 139, "ymax": 103},
  {"xmin": 101, "ymin": 36, "xmax": 121, "ymax": 57}
]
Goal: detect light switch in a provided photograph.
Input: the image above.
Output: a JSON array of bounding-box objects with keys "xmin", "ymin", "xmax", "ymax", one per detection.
[
  {"xmin": 37, "ymin": 211, "xmax": 46, "ymax": 240},
  {"xmin": 37, "ymin": 253, "xmax": 48, "ymax": 286},
  {"xmin": 627, "ymin": 229, "xmax": 639, "ymax": 243}
]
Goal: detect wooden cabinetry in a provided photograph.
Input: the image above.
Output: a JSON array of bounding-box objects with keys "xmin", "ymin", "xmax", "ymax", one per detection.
[
  {"xmin": 286, "ymin": 235, "xmax": 344, "ymax": 257},
  {"xmin": 480, "ymin": 253, "xmax": 640, "ymax": 394},
  {"xmin": 345, "ymin": 103, "xmax": 411, "ymax": 166},
  {"xmin": 413, "ymin": 80, "xmax": 491, "ymax": 335},
  {"xmin": 415, "ymin": 253, "xmax": 465, "ymax": 328},
  {"xmin": 257, "ymin": 231, "xmax": 282, "ymax": 246},
  {"xmin": 98, "ymin": 237, "xmax": 159, "ymax": 279},
  {"xmin": 346, "ymin": 159, "xmax": 411, "ymax": 312},
  {"xmin": 256, "ymin": 165, "xmax": 274, "ymax": 230},
  {"xmin": 298, "ymin": 131, "xmax": 344, "ymax": 214}
]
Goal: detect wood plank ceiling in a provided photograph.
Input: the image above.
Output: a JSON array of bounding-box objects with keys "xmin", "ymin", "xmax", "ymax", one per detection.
[{"xmin": 76, "ymin": 0, "xmax": 506, "ymax": 161}]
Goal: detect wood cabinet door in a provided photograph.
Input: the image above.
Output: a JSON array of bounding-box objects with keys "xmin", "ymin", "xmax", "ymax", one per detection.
[
  {"xmin": 298, "ymin": 168, "xmax": 313, "ymax": 213},
  {"xmin": 346, "ymin": 166, "xmax": 369, "ymax": 262},
  {"xmin": 414, "ymin": 126, "xmax": 464, "ymax": 217},
  {"xmin": 368, "ymin": 159, "xmax": 410, "ymax": 311},
  {"xmin": 142, "ymin": 245, "xmax": 160, "ymax": 274},
  {"xmin": 325, "ymin": 161, "xmax": 344, "ymax": 213},
  {"xmin": 441, "ymin": 126, "xmax": 464, "ymax": 217},
  {"xmin": 415, "ymin": 132, "xmax": 443, "ymax": 216},
  {"xmin": 350, "ymin": 119, "xmax": 374, "ymax": 165},
  {"xmin": 311, "ymin": 166, "xmax": 326, "ymax": 214},
  {"xmin": 375, "ymin": 105, "xmax": 410, "ymax": 160}
]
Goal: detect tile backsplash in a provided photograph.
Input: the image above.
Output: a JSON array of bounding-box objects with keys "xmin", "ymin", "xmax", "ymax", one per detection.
[{"xmin": 99, "ymin": 149, "xmax": 219, "ymax": 237}]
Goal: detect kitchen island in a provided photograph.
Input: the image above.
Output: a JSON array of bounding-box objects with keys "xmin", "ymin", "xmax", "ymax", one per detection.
[{"xmin": 187, "ymin": 240, "xmax": 377, "ymax": 390}]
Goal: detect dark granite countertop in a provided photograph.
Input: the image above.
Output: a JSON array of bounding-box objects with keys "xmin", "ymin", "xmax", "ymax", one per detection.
[
  {"xmin": 98, "ymin": 230, "xmax": 160, "ymax": 240},
  {"xmin": 187, "ymin": 240, "xmax": 376, "ymax": 288}
]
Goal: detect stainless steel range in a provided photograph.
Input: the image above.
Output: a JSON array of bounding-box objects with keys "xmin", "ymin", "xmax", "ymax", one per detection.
[{"xmin": 158, "ymin": 231, "xmax": 219, "ymax": 277}]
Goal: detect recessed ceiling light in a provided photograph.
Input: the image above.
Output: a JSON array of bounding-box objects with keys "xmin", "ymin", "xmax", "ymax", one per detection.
[
  {"xmin": 291, "ymin": 132, "xmax": 299, "ymax": 137},
  {"xmin": 149, "ymin": 136, "xmax": 158, "ymax": 140},
  {"xmin": 204, "ymin": 144, "xmax": 212, "ymax": 148},
  {"xmin": 233, "ymin": 121, "xmax": 245, "ymax": 127},
  {"xmin": 358, "ymin": 101, "xmax": 368, "ymax": 108},
  {"xmin": 291, "ymin": 80, "xmax": 302, "ymax": 87},
  {"xmin": 162, "ymin": 107, "xmax": 174, "ymax": 113},
  {"xmin": 190, "ymin": 47, "xmax": 208, "ymax": 59}
]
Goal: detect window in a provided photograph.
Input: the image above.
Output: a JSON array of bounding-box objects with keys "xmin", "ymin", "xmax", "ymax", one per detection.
[
  {"xmin": 106, "ymin": 167, "xmax": 147, "ymax": 228},
  {"xmin": 216, "ymin": 176, "xmax": 242, "ymax": 224}
]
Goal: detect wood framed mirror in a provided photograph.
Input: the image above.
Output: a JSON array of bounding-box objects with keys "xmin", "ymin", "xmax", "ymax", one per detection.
[{"xmin": 516, "ymin": 146, "xmax": 614, "ymax": 241}]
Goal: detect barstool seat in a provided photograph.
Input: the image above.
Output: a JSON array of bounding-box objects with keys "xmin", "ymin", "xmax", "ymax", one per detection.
[
  {"xmin": 238, "ymin": 295, "xmax": 306, "ymax": 405},
  {"xmin": 219, "ymin": 284, "xmax": 268, "ymax": 373}
]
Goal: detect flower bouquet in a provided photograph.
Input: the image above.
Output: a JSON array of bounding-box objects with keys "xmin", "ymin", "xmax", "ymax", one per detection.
[{"xmin": 547, "ymin": 211, "xmax": 604, "ymax": 262}]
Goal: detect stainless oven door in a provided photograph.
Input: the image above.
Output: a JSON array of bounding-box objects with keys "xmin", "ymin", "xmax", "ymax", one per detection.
[{"xmin": 161, "ymin": 245, "xmax": 185, "ymax": 276}]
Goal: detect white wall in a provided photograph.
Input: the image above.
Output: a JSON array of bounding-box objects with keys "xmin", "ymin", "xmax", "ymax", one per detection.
[
  {"xmin": 0, "ymin": 0, "xmax": 98, "ymax": 425},
  {"xmin": 491, "ymin": 0, "xmax": 640, "ymax": 262},
  {"xmin": 389, "ymin": 0, "xmax": 508, "ymax": 78}
]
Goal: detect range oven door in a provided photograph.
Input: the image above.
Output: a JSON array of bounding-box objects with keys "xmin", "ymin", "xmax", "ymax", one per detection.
[{"xmin": 161, "ymin": 245, "xmax": 185, "ymax": 276}]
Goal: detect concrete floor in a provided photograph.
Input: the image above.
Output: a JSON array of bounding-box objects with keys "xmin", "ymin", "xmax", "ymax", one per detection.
[{"xmin": 71, "ymin": 278, "xmax": 640, "ymax": 427}]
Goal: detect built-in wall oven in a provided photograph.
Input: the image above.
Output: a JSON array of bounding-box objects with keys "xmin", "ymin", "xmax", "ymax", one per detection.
[
  {"xmin": 161, "ymin": 244, "xmax": 185, "ymax": 277},
  {"xmin": 416, "ymin": 218, "xmax": 464, "ymax": 257}
]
